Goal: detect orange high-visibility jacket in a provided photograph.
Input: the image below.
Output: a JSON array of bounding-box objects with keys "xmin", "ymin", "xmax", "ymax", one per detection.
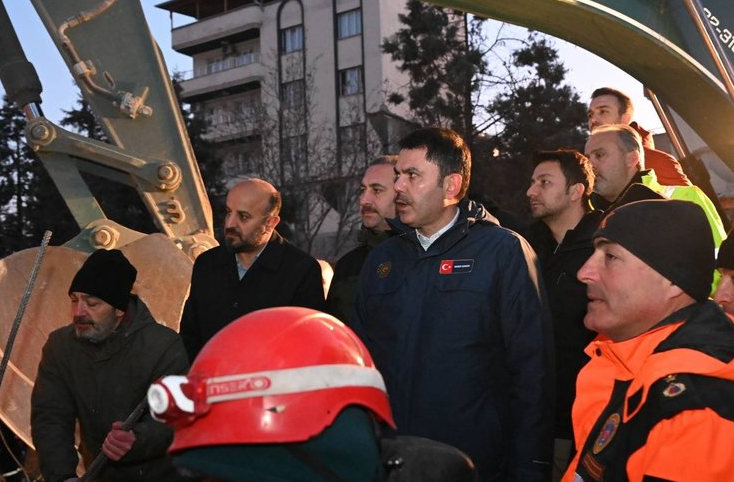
[{"xmin": 563, "ymin": 301, "xmax": 734, "ymax": 482}]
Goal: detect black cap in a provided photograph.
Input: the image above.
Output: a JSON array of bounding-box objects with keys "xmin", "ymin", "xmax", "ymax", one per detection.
[
  {"xmin": 594, "ymin": 199, "xmax": 714, "ymax": 302},
  {"xmin": 69, "ymin": 249, "xmax": 136, "ymax": 311}
]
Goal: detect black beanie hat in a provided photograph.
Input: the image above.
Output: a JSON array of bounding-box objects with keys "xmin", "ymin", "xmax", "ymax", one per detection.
[
  {"xmin": 717, "ymin": 232, "xmax": 734, "ymax": 270},
  {"xmin": 594, "ymin": 199, "xmax": 714, "ymax": 302},
  {"xmin": 69, "ymin": 249, "xmax": 137, "ymax": 311}
]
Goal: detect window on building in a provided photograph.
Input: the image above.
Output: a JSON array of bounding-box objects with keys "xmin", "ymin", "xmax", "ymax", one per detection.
[
  {"xmin": 207, "ymin": 58, "xmax": 227, "ymax": 74},
  {"xmin": 339, "ymin": 67, "xmax": 362, "ymax": 96},
  {"xmin": 235, "ymin": 47, "xmax": 258, "ymax": 67},
  {"xmin": 281, "ymin": 25, "xmax": 304, "ymax": 53},
  {"xmin": 206, "ymin": 106, "xmax": 233, "ymax": 126},
  {"xmin": 337, "ymin": 9, "xmax": 362, "ymax": 39},
  {"xmin": 281, "ymin": 80, "xmax": 305, "ymax": 109},
  {"xmin": 282, "ymin": 135, "xmax": 307, "ymax": 169},
  {"xmin": 340, "ymin": 124, "xmax": 366, "ymax": 155}
]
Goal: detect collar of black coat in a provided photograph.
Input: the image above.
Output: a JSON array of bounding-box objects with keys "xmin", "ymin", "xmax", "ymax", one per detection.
[
  {"xmin": 591, "ymin": 171, "xmax": 663, "ymax": 212},
  {"xmin": 242, "ymin": 230, "xmax": 292, "ymax": 273},
  {"xmin": 527, "ymin": 210, "xmax": 603, "ymax": 262},
  {"xmin": 651, "ymin": 300, "xmax": 734, "ymax": 363}
]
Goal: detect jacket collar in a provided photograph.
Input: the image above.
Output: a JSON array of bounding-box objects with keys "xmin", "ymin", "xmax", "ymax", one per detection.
[
  {"xmin": 358, "ymin": 225, "xmax": 394, "ymax": 249},
  {"xmin": 387, "ymin": 199, "xmax": 499, "ymax": 253}
]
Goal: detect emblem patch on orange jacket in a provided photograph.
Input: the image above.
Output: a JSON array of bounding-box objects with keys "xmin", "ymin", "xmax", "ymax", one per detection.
[{"xmin": 592, "ymin": 412, "xmax": 620, "ymax": 455}]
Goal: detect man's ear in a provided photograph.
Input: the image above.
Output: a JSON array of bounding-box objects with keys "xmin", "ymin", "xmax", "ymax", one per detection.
[
  {"xmin": 625, "ymin": 150, "xmax": 641, "ymax": 170},
  {"xmin": 569, "ymin": 183, "xmax": 584, "ymax": 202},
  {"xmin": 266, "ymin": 215, "xmax": 281, "ymax": 230},
  {"xmin": 443, "ymin": 173, "xmax": 463, "ymax": 201}
]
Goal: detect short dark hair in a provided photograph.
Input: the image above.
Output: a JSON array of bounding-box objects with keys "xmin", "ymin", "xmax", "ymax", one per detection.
[
  {"xmin": 398, "ymin": 127, "xmax": 471, "ymax": 200},
  {"xmin": 534, "ymin": 150, "xmax": 595, "ymax": 202},
  {"xmin": 591, "ymin": 87, "xmax": 634, "ymax": 117}
]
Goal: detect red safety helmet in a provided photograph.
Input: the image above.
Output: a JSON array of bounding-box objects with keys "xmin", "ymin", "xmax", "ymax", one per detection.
[{"xmin": 148, "ymin": 307, "xmax": 394, "ymax": 453}]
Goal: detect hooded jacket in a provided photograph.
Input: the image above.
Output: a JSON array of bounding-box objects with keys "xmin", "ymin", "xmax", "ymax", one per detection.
[
  {"xmin": 354, "ymin": 199, "xmax": 554, "ymax": 482},
  {"xmin": 563, "ymin": 301, "xmax": 734, "ymax": 482},
  {"xmin": 526, "ymin": 210, "xmax": 603, "ymax": 440},
  {"xmin": 31, "ymin": 297, "xmax": 190, "ymax": 482}
]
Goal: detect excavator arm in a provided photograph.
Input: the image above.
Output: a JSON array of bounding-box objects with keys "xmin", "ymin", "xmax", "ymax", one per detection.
[{"xmin": 0, "ymin": 0, "xmax": 216, "ymax": 449}]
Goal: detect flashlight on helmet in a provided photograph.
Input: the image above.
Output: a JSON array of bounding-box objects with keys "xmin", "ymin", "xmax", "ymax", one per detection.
[{"xmin": 148, "ymin": 375, "xmax": 210, "ymax": 427}]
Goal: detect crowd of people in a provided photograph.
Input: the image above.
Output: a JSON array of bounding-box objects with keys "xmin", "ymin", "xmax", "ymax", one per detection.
[{"xmin": 27, "ymin": 87, "xmax": 734, "ymax": 482}]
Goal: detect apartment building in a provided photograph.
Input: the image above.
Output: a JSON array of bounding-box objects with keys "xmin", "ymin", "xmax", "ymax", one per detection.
[{"xmin": 156, "ymin": 0, "xmax": 413, "ymax": 255}]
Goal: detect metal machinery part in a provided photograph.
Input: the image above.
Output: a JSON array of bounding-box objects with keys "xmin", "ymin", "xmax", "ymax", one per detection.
[{"xmin": 0, "ymin": 0, "xmax": 217, "ymax": 448}]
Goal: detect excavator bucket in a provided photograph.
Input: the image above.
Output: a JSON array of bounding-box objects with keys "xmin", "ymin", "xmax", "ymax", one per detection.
[
  {"xmin": 0, "ymin": 234, "xmax": 192, "ymax": 448},
  {"xmin": 0, "ymin": 0, "xmax": 217, "ymax": 451}
]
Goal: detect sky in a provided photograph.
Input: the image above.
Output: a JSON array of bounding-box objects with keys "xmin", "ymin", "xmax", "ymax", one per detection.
[{"xmin": 1, "ymin": 0, "xmax": 665, "ymax": 131}]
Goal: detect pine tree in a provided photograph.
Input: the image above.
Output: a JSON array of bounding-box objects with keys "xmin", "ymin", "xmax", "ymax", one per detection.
[
  {"xmin": 0, "ymin": 97, "xmax": 77, "ymax": 255},
  {"xmin": 382, "ymin": 1, "xmax": 487, "ymax": 142},
  {"xmin": 472, "ymin": 34, "xmax": 588, "ymax": 217}
]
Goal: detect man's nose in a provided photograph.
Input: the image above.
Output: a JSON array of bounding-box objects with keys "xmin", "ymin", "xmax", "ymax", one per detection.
[
  {"xmin": 526, "ymin": 184, "xmax": 537, "ymax": 198},
  {"xmin": 72, "ymin": 302, "xmax": 86, "ymax": 317},
  {"xmin": 224, "ymin": 213, "xmax": 235, "ymax": 228},
  {"xmin": 394, "ymin": 176, "xmax": 405, "ymax": 193},
  {"xmin": 577, "ymin": 254, "xmax": 599, "ymax": 284}
]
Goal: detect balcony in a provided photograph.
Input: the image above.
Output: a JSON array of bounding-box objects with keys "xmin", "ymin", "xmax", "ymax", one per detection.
[
  {"xmin": 179, "ymin": 54, "xmax": 264, "ymax": 100},
  {"xmin": 202, "ymin": 117, "xmax": 261, "ymax": 142},
  {"xmin": 171, "ymin": 2, "xmax": 263, "ymax": 54}
]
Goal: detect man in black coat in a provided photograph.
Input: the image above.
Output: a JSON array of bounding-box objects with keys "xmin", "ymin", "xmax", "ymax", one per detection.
[
  {"xmin": 179, "ymin": 178, "xmax": 324, "ymax": 360},
  {"xmin": 31, "ymin": 249, "xmax": 190, "ymax": 482},
  {"xmin": 525, "ymin": 150, "xmax": 601, "ymax": 481},
  {"xmin": 327, "ymin": 156, "xmax": 397, "ymax": 324}
]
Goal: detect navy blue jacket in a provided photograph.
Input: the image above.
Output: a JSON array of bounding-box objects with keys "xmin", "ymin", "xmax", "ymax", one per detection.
[{"xmin": 354, "ymin": 199, "xmax": 554, "ymax": 482}]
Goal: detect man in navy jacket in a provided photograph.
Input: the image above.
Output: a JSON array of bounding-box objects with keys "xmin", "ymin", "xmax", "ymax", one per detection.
[{"xmin": 354, "ymin": 127, "xmax": 554, "ymax": 482}]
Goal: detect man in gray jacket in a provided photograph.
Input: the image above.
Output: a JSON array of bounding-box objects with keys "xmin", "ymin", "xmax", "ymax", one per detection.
[{"xmin": 31, "ymin": 249, "xmax": 191, "ymax": 482}]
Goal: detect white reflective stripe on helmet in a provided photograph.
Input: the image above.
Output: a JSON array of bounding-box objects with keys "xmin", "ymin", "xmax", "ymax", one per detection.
[{"xmin": 205, "ymin": 364, "xmax": 386, "ymax": 404}]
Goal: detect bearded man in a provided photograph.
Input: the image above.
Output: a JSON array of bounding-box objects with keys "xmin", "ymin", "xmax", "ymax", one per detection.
[
  {"xmin": 31, "ymin": 249, "xmax": 192, "ymax": 482},
  {"xmin": 179, "ymin": 178, "xmax": 324, "ymax": 360}
]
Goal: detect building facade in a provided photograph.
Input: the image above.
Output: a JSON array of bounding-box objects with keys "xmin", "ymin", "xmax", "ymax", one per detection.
[{"xmin": 157, "ymin": 0, "xmax": 414, "ymax": 257}]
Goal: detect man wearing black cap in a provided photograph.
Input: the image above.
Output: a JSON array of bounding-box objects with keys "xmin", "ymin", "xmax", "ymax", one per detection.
[
  {"xmin": 31, "ymin": 249, "xmax": 191, "ymax": 482},
  {"xmin": 562, "ymin": 199, "xmax": 734, "ymax": 482}
]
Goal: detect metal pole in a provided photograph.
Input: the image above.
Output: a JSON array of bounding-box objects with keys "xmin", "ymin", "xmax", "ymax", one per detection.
[
  {"xmin": 0, "ymin": 231, "xmax": 52, "ymax": 391},
  {"xmin": 644, "ymin": 87, "xmax": 690, "ymax": 160},
  {"xmin": 683, "ymin": 0, "xmax": 734, "ymax": 104}
]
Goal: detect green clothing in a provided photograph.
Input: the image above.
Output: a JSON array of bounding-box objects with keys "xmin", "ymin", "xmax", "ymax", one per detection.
[
  {"xmin": 31, "ymin": 297, "xmax": 190, "ymax": 482},
  {"xmin": 641, "ymin": 170, "xmax": 726, "ymax": 247},
  {"xmin": 641, "ymin": 170, "xmax": 725, "ymax": 294}
]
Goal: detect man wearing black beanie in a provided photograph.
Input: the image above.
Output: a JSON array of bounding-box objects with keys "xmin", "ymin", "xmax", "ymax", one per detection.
[
  {"xmin": 31, "ymin": 249, "xmax": 193, "ymax": 482},
  {"xmin": 562, "ymin": 199, "xmax": 734, "ymax": 482}
]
